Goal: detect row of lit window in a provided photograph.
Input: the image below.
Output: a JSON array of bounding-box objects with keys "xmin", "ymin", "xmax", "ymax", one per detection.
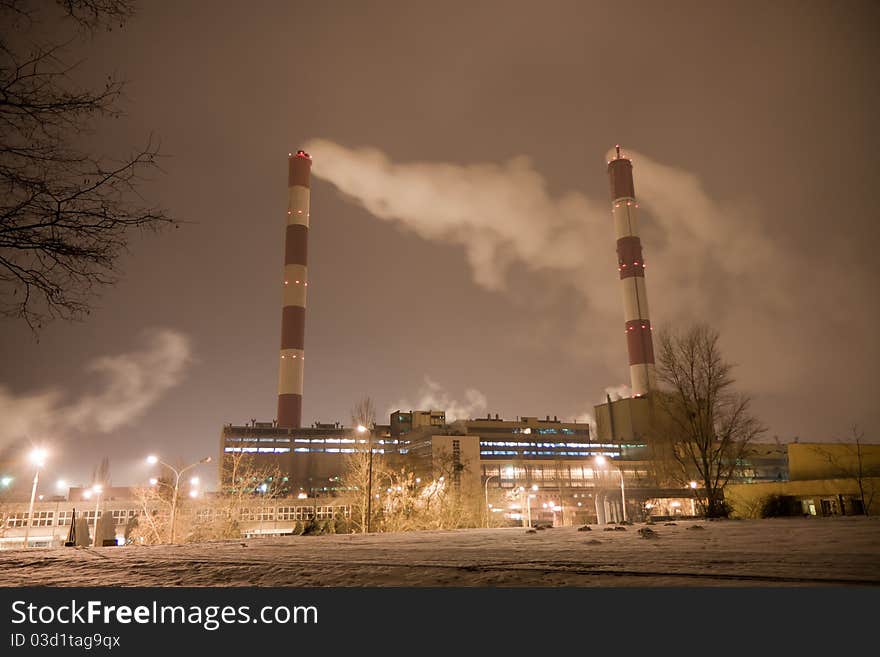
[
  {"xmin": 481, "ymin": 450, "xmax": 619, "ymax": 457},
  {"xmin": 292, "ymin": 448, "xmax": 386, "ymax": 454},
  {"xmin": 293, "ymin": 438, "xmax": 360, "ymax": 444},
  {"xmin": 224, "ymin": 447, "xmax": 291, "ymax": 454},
  {"xmin": 3, "ymin": 509, "xmax": 139, "ymax": 528},
  {"xmin": 481, "ymin": 441, "xmax": 619, "ymax": 449}
]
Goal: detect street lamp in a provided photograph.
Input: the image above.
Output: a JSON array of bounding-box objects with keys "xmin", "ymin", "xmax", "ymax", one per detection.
[
  {"xmin": 689, "ymin": 480, "xmax": 699, "ymax": 516},
  {"xmin": 145, "ymin": 454, "xmax": 212, "ymax": 543},
  {"xmin": 357, "ymin": 425, "xmax": 374, "ymax": 533},
  {"xmin": 23, "ymin": 448, "xmax": 47, "ymax": 548},
  {"xmin": 595, "ymin": 455, "xmax": 626, "ymax": 523},
  {"xmin": 484, "ymin": 474, "xmax": 498, "ymax": 528}
]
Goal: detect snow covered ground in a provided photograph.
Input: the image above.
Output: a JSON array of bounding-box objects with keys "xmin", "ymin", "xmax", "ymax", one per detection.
[{"xmin": 1, "ymin": 517, "xmax": 878, "ymax": 587}]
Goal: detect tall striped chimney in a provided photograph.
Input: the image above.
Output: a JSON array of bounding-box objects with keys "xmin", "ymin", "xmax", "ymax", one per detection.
[
  {"xmin": 277, "ymin": 150, "xmax": 311, "ymax": 428},
  {"xmin": 608, "ymin": 145, "xmax": 655, "ymax": 397}
]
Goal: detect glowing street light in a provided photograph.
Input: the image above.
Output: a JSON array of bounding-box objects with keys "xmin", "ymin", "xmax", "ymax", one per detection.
[
  {"xmin": 145, "ymin": 454, "xmax": 212, "ymax": 543},
  {"xmin": 149, "ymin": 478, "xmax": 159, "ymax": 486},
  {"xmin": 1, "ymin": 476, "xmax": 11, "ymax": 487},
  {"xmin": 190, "ymin": 477, "xmax": 199, "ymax": 486},
  {"xmin": 23, "ymin": 448, "xmax": 48, "ymax": 548}
]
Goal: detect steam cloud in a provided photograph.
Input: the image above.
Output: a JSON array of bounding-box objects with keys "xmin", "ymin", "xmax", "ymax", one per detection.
[
  {"xmin": 389, "ymin": 377, "xmax": 488, "ymax": 422},
  {"xmin": 306, "ymin": 139, "xmax": 861, "ymax": 393},
  {"xmin": 0, "ymin": 329, "xmax": 192, "ymax": 448}
]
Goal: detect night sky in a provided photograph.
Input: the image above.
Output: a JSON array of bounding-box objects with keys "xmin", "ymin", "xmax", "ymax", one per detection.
[{"xmin": 2, "ymin": 1, "xmax": 878, "ymax": 489}]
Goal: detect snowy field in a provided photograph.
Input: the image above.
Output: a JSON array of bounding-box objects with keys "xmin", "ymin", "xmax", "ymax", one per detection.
[{"xmin": 1, "ymin": 517, "xmax": 878, "ymax": 587}]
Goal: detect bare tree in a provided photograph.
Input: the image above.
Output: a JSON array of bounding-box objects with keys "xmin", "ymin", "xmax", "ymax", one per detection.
[
  {"xmin": 0, "ymin": 0, "xmax": 174, "ymax": 330},
  {"xmin": 350, "ymin": 396, "xmax": 376, "ymax": 429},
  {"xmin": 809, "ymin": 426, "xmax": 877, "ymax": 516},
  {"xmin": 341, "ymin": 441, "xmax": 388, "ymax": 533},
  {"xmin": 208, "ymin": 450, "xmax": 285, "ymax": 539},
  {"xmin": 655, "ymin": 324, "xmax": 766, "ymax": 517}
]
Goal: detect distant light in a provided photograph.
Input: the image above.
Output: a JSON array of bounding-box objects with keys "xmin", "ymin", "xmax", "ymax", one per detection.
[
  {"xmin": 259, "ymin": 483, "xmax": 268, "ymax": 493},
  {"xmin": 38, "ymin": 494, "xmax": 43, "ymax": 500},
  {"xmin": 29, "ymin": 448, "xmax": 47, "ymax": 467},
  {"xmin": 670, "ymin": 501, "xmax": 681, "ymax": 508},
  {"xmin": 92, "ymin": 484, "xmax": 103, "ymax": 494},
  {"xmin": 116, "ymin": 537, "xmax": 125, "ymax": 546},
  {"xmin": 189, "ymin": 490, "xmax": 199, "ymax": 498},
  {"xmin": 83, "ymin": 490, "xmax": 92, "ymax": 500},
  {"xmin": 689, "ymin": 481, "xmax": 698, "ymax": 489},
  {"xmin": 357, "ymin": 425, "xmax": 368, "ymax": 433},
  {"xmin": 149, "ymin": 478, "xmax": 158, "ymax": 486},
  {"xmin": 297, "ymin": 492, "xmax": 307, "ymax": 499},
  {"xmin": 0, "ymin": 476, "xmax": 12, "ymax": 487},
  {"xmin": 504, "ymin": 466, "xmax": 514, "ymax": 477},
  {"xmin": 594, "ymin": 455, "xmax": 607, "ymax": 466},
  {"xmin": 190, "ymin": 477, "xmax": 199, "ymax": 486},
  {"xmin": 531, "ymin": 484, "xmax": 539, "ymax": 491},
  {"xmin": 146, "ymin": 455, "xmax": 158, "ymax": 465},
  {"xmin": 56, "ymin": 479, "xmax": 66, "ymax": 491}
]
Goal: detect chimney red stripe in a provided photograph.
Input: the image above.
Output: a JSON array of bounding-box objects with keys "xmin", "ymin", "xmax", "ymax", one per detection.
[
  {"xmin": 608, "ymin": 158, "xmax": 635, "ymax": 199},
  {"xmin": 617, "ymin": 235, "xmax": 645, "ymax": 279},
  {"xmin": 277, "ymin": 394, "xmax": 302, "ymax": 429},
  {"xmin": 284, "ymin": 224, "xmax": 309, "ymax": 267},
  {"xmin": 288, "ymin": 157, "xmax": 311, "ymax": 188},
  {"xmin": 625, "ymin": 319, "xmax": 655, "ymax": 365},
  {"xmin": 280, "ymin": 305, "xmax": 306, "ymax": 350}
]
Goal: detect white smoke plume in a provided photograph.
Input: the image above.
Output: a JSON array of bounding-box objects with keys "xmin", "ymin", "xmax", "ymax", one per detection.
[
  {"xmin": 603, "ymin": 384, "xmax": 632, "ymax": 402},
  {"xmin": 306, "ymin": 139, "xmax": 858, "ymax": 393},
  {"xmin": 0, "ymin": 329, "xmax": 192, "ymax": 447},
  {"xmin": 389, "ymin": 376, "xmax": 488, "ymax": 422}
]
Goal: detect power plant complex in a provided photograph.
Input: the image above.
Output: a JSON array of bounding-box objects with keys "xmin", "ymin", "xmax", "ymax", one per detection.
[
  {"xmin": 215, "ymin": 145, "xmax": 786, "ymax": 524},
  {"xmin": 0, "ymin": 145, "xmax": 866, "ymax": 550}
]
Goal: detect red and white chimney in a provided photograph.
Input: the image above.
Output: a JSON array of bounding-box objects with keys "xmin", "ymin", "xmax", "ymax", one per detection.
[
  {"xmin": 608, "ymin": 145, "xmax": 655, "ymax": 397},
  {"xmin": 277, "ymin": 150, "xmax": 311, "ymax": 427}
]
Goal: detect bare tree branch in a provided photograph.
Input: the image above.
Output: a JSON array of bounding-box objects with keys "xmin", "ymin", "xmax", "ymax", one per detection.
[{"xmin": 0, "ymin": 0, "xmax": 174, "ymax": 332}]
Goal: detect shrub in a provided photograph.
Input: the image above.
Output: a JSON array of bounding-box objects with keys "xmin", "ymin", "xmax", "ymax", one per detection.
[{"xmin": 759, "ymin": 494, "xmax": 795, "ymax": 518}]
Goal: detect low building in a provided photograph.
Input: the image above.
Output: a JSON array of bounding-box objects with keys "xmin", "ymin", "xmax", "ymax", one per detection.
[
  {"xmin": 0, "ymin": 497, "xmax": 352, "ymax": 549},
  {"xmin": 726, "ymin": 441, "xmax": 880, "ymax": 517}
]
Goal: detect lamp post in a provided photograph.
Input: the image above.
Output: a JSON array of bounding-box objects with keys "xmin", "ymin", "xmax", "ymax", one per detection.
[
  {"xmin": 146, "ymin": 454, "xmax": 212, "ymax": 543},
  {"xmin": 357, "ymin": 425, "xmax": 373, "ymax": 533},
  {"xmin": 595, "ymin": 455, "xmax": 626, "ymax": 523},
  {"xmin": 689, "ymin": 480, "xmax": 699, "ymax": 517},
  {"xmin": 484, "ymin": 474, "xmax": 498, "ymax": 528},
  {"xmin": 23, "ymin": 448, "xmax": 47, "ymax": 548}
]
